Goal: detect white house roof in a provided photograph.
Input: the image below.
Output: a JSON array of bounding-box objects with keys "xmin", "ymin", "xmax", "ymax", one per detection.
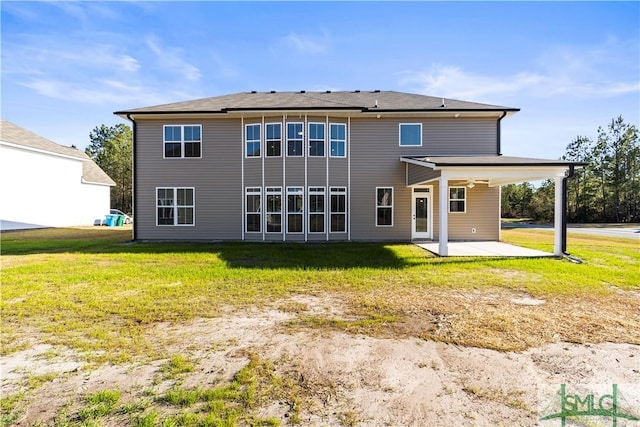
[{"xmin": 0, "ymin": 119, "xmax": 115, "ymax": 186}]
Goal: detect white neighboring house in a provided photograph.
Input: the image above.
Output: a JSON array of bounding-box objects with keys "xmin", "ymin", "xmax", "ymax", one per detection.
[{"xmin": 0, "ymin": 119, "xmax": 116, "ymax": 230}]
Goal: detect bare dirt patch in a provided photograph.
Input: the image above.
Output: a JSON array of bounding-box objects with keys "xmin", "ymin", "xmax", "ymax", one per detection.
[{"xmin": 3, "ymin": 294, "xmax": 639, "ymax": 426}]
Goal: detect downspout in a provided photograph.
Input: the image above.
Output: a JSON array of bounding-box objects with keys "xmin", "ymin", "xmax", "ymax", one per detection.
[
  {"xmin": 562, "ymin": 165, "xmax": 582, "ymax": 263},
  {"xmin": 126, "ymin": 114, "xmax": 137, "ymax": 242},
  {"xmin": 496, "ymin": 111, "xmax": 507, "ymax": 156}
]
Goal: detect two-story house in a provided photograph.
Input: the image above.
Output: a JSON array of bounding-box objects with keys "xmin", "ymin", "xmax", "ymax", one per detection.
[{"xmin": 115, "ymin": 90, "xmax": 579, "ymax": 255}]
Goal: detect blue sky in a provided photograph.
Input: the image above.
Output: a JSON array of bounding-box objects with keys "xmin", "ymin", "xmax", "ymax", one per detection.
[{"xmin": 2, "ymin": 1, "xmax": 638, "ymax": 160}]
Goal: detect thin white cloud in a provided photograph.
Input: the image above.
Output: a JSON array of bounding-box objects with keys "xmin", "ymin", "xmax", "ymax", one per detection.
[
  {"xmin": 281, "ymin": 31, "xmax": 330, "ymax": 54},
  {"xmin": 20, "ymin": 78, "xmax": 198, "ymax": 107},
  {"xmin": 400, "ymin": 40, "xmax": 639, "ymax": 103},
  {"xmin": 146, "ymin": 36, "xmax": 202, "ymax": 81},
  {"xmin": 2, "ymin": 40, "xmax": 139, "ymax": 76}
]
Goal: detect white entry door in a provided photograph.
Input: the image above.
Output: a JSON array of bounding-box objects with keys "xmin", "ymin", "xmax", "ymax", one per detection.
[{"xmin": 412, "ymin": 187, "xmax": 432, "ymax": 240}]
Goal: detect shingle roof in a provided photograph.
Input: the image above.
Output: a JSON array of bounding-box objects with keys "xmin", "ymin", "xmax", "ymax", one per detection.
[
  {"xmin": 1, "ymin": 119, "xmax": 115, "ymax": 186},
  {"xmin": 115, "ymin": 90, "xmax": 519, "ymax": 115}
]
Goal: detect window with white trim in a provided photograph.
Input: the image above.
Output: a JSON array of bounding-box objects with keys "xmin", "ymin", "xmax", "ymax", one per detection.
[
  {"xmin": 376, "ymin": 187, "xmax": 393, "ymax": 226},
  {"xmin": 245, "ymin": 187, "xmax": 262, "ymax": 232},
  {"xmin": 266, "ymin": 123, "xmax": 282, "ymax": 157},
  {"xmin": 164, "ymin": 125, "xmax": 201, "ymax": 158},
  {"xmin": 308, "ymin": 123, "xmax": 325, "ymax": 157},
  {"xmin": 330, "ymin": 123, "xmax": 346, "ymax": 158},
  {"xmin": 308, "ymin": 187, "xmax": 325, "ymax": 233},
  {"xmin": 399, "ymin": 123, "xmax": 422, "ymax": 147},
  {"xmin": 266, "ymin": 187, "xmax": 282, "ymax": 233},
  {"xmin": 157, "ymin": 188, "xmax": 194, "ymax": 226},
  {"xmin": 287, "ymin": 187, "xmax": 304, "ymax": 233},
  {"xmin": 449, "ymin": 187, "xmax": 466, "ymax": 213},
  {"xmin": 287, "ymin": 123, "xmax": 303, "ymax": 156},
  {"xmin": 245, "ymin": 124, "xmax": 261, "ymax": 157},
  {"xmin": 330, "ymin": 187, "xmax": 347, "ymax": 232}
]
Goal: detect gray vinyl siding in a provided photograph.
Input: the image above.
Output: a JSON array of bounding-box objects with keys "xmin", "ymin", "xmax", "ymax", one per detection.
[
  {"xmin": 135, "ymin": 118, "xmax": 241, "ymax": 240},
  {"xmin": 448, "ymin": 184, "xmax": 499, "ymax": 240},
  {"xmin": 264, "ymin": 158, "xmax": 283, "ymax": 186},
  {"xmin": 284, "ymin": 159, "xmax": 304, "ymax": 187},
  {"xmin": 350, "ymin": 118, "xmax": 410, "ymax": 241},
  {"xmin": 348, "ymin": 117, "xmax": 497, "ymax": 241},
  {"xmin": 407, "ymin": 164, "xmax": 441, "ymax": 186},
  {"xmin": 135, "ymin": 114, "xmax": 499, "ymax": 242},
  {"xmin": 307, "ymin": 158, "xmax": 326, "ymax": 185},
  {"xmin": 423, "ymin": 118, "xmax": 497, "ymax": 155},
  {"xmin": 429, "ymin": 184, "xmax": 499, "ymax": 241}
]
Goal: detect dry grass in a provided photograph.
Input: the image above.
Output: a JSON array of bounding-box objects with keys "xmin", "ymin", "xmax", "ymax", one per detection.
[{"xmin": 331, "ymin": 286, "xmax": 640, "ymax": 351}]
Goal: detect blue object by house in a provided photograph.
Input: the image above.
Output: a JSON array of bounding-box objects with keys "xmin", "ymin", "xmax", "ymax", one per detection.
[{"xmin": 105, "ymin": 214, "xmax": 118, "ymax": 226}]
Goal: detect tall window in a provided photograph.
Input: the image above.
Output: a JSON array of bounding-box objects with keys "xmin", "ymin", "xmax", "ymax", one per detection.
[
  {"xmin": 266, "ymin": 187, "xmax": 282, "ymax": 233},
  {"xmin": 330, "ymin": 123, "xmax": 346, "ymax": 158},
  {"xmin": 157, "ymin": 188, "xmax": 194, "ymax": 226},
  {"xmin": 449, "ymin": 187, "xmax": 466, "ymax": 213},
  {"xmin": 330, "ymin": 187, "xmax": 347, "ymax": 232},
  {"xmin": 266, "ymin": 123, "xmax": 282, "ymax": 157},
  {"xmin": 308, "ymin": 123, "xmax": 325, "ymax": 157},
  {"xmin": 245, "ymin": 187, "xmax": 262, "ymax": 232},
  {"xmin": 308, "ymin": 187, "xmax": 325, "ymax": 233},
  {"xmin": 399, "ymin": 123, "xmax": 422, "ymax": 147},
  {"xmin": 164, "ymin": 125, "xmax": 201, "ymax": 158},
  {"xmin": 376, "ymin": 187, "xmax": 393, "ymax": 226},
  {"xmin": 287, "ymin": 187, "xmax": 304, "ymax": 233},
  {"xmin": 245, "ymin": 124, "xmax": 261, "ymax": 157},
  {"xmin": 287, "ymin": 123, "xmax": 303, "ymax": 157}
]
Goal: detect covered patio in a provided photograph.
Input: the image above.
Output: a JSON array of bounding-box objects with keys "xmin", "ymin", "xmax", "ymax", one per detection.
[
  {"xmin": 402, "ymin": 155, "xmax": 584, "ymax": 257},
  {"xmin": 416, "ymin": 241, "xmax": 553, "ymax": 257}
]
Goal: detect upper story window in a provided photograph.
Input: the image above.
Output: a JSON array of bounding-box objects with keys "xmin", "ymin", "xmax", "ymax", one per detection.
[
  {"xmin": 164, "ymin": 125, "xmax": 202, "ymax": 158},
  {"xmin": 330, "ymin": 123, "xmax": 346, "ymax": 158},
  {"xmin": 449, "ymin": 187, "xmax": 466, "ymax": 213},
  {"xmin": 308, "ymin": 123, "xmax": 325, "ymax": 157},
  {"xmin": 245, "ymin": 124, "xmax": 261, "ymax": 158},
  {"xmin": 287, "ymin": 123, "xmax": 303, "ymax": 157},
  {"xmin": 266, "ymin": 123, "xmax": 282, "ymax": 157},
  {"xmin": 399, "ymin": 123, "xmax": 422, "ymax": 147}
]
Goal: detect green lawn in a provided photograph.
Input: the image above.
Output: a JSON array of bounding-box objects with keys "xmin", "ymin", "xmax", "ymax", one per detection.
[
  {"xmin": 2, "ymin": 226, "xmax": 638, "ymax": 362},
  {"xmin": 1, "ymin": 226, "xmax": 639, "ymax": 426}
]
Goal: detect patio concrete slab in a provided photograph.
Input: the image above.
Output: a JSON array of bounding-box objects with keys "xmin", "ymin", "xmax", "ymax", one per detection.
[{"xmin": 415, "ymin": 241, "xmax": 554, "ymax": 257}]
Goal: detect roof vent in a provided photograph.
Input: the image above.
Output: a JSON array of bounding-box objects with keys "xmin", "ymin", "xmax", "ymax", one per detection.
[
  {"xmin": 251, "ymin": 91, "xmax": 257, "ymax": 94},
  {"xmin": 300, "ymin": 90, "xmax": 306, "ymax": 93},
  {"xmin": 325, "ymin": 90, "xmax": 331, "ymax": 93},
  {"xmin": 374, "ymin": 89, "xmax": 380, "ymax": 93},
  {"xmin": 354, "ymin": 90, "xmax": 360, "ymax": 93},
  {"xmin": 441, "ymin": 98, "xmax": 446, "ymax": 107},
  {"xmin": 373, "ymin": 100, "xmax": 378, "ymax": 108},
  {"xmin": 270, "ymin": 90, "xmax": 276, "ymax": 93}
]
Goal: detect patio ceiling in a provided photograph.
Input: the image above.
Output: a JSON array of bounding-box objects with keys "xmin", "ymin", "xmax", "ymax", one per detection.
[{"xmin": 402, "ymin": 155, "xmax": 581, "ymax": 187}]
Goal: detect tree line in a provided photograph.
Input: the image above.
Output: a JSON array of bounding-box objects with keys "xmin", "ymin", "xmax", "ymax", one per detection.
[
  {"xmin": 502, "ymin": 116, "xmax": 639, "ymax": 223},
  {"xmin": 85, "ymin": 124, "xmax": 133, "ymax": 214}
]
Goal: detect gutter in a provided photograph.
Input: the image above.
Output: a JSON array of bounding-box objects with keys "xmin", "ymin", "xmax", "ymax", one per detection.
[
  {"xmin": 562, "ymin": 165, "xmax": 582, "ymax": 263},
  {"xmin": 497, "ymin": 111, "xmax": 507, "ymax": 155},
  {"xmin": 126, "ymin": 114, "xmax": 137, "ymax": 242}
]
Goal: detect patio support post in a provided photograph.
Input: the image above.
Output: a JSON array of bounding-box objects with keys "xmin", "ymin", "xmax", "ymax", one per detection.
[
  {"xmin": 439, "ymin": 177, "xmax": 448, "ymax": 256},
  {"xmin": 554, "ymin": 176, "xmax": 563, "ymax": 256}
]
